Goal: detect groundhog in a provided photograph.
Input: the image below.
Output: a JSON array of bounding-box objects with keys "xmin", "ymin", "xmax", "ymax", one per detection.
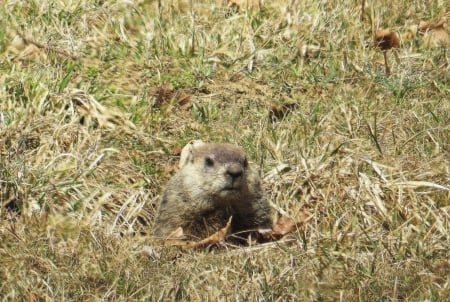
[{"xmin": 152, "ymin": 141, "xmax": 273, "ymax": 241}]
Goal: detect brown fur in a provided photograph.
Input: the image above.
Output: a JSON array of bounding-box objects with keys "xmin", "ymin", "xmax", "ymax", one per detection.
[{"xmin": 152, "ymin": 142, "xmax": 273, "ymax": 241}]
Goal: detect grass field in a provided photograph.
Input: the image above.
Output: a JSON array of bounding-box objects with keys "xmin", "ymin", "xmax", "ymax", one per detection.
[{"xmin": 1, "ymin": 0, "xmax": 449, "ymax": 300}]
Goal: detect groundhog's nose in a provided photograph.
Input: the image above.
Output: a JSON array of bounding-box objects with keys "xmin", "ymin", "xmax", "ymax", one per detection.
[{"xmin": 226, "ymin": 163, "xmax": 243, "ymax": 181}]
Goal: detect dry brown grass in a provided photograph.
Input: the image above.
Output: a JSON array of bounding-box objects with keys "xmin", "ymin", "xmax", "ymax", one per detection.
[{"xmin": 1, "ymin": 0, "xmax": 449, "ymax": 300}]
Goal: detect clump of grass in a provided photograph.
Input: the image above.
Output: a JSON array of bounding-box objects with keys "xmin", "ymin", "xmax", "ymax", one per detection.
[{"xmin": 1, "ymin": 0, "xmax": 449, "ymax": 300}]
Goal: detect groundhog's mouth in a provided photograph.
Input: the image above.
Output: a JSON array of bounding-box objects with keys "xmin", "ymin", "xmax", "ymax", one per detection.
[
  {"xmin": 223, "ymin": 188, "xmax": 238, "ymax": 192},
  {"xmin": 221, "ymin": 185, "xmax": 242, "ymax": 194}
]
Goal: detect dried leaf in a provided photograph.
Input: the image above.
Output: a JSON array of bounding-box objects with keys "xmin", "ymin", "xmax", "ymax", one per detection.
[
  {"xmin": 184, "ymin": 216, "xmax": 232, "ymax": 249},
  {"xmin": 172, "ymin": 146, "xmax": 183, "ymax": 156},
  {"xmin": 149, "ymin": 82, "xmax": 193, "ymax": 108},
  {"xmin": 163, "ymin": 227, "xmax": 190, "ymax": 247},
  {"xmin": 260, "ymin": 210, "xmax": 313, "ymax": 240},
  {"xmin": 418, "ymin": 20, "xmax": 450, "ymax": 47},
  {"xmin": 374, "ymin": 29, "xmax": 400, "ymax": 50},
  {"xmin": 163, "ymin": 164, "xmax": 178, "ymax": 177},
  {"xmin": 418, "ymin": 20, "xmax": 446, "ymax": 32},
  {"xmin": 424, "ymin": 30, "xmax": 450, "ymax": 47},
  {"xmin": 162, "ymin": 217, "xmax": 232, "ymax": 249},
  {"xmin": 167, "ymin": 227, "xmax": 185, "ymax": 239},
  {"xmin": 268, "ymin": 101, "xmax": 297, "ymax": 122},
  {"xmin": 374, "ymin": 29, "xmax": 400, "ymax": 75},
  {"xmin": 149, "ymin": 82, "xmax": 174, "ymax": 107},
  {"xmin": 272, "ymin": 215, "xmax": 296, "ymax": 235},
  {"xmin": 176, "ymin": 90, "xmax": 192, "ymax": 107}
]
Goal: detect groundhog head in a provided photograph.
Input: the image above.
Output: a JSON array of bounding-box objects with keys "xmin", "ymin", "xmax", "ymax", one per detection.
[{"xmin": 180, "ymin": 141, "xmax": 252, "ymax": 201}]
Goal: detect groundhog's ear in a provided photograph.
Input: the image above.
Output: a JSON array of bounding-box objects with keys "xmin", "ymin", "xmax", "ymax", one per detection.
[{"xmin": 179, "ymin": 140, "xmax": 205, "ymax": 168}]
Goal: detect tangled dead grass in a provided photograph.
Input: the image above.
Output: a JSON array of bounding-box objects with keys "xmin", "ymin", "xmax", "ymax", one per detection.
[{"xmin": 1, "ymin": 0, "xmax": 449, "ymax": 300}]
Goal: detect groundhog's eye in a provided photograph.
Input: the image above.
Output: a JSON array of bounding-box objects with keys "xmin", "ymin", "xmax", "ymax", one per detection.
[{"xmin": 205, "ymin": 157, "xmax": 214, "ymax": 167}]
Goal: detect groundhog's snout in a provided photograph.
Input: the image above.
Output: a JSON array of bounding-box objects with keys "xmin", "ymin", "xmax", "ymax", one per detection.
[{"xmin": 225, "ymin": 162, "xmax": 244, "ymax": 187}]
